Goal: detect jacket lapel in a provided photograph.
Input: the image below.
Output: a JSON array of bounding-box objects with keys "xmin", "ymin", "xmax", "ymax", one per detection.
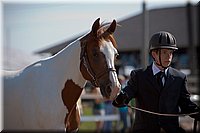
[
  {"xmin": 145, "ymin": 64, "xmax": 161, "ymax": 93},
  {"xmin": 163, "ymin": 67, "xmax": 175, "ymax": 89},
  {"xmin": 145, "ymin": 65, "xmax": 175, "ymax": 92}
]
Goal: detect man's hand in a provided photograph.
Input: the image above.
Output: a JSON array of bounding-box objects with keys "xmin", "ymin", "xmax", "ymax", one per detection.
[
  {"xmin": 112, "ymin": 91, "xmax": 129, "ymax": 108},
  {"xmin": 190, "ymin": 111, "xmax": 200, "ymax": 121},
  {"xmin": 190, "ymin": 107, "xmax": 200, "ymax": 121}
]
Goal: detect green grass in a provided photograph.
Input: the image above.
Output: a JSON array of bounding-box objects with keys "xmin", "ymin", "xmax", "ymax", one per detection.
[
  {"xmin": 79, "ymin": 103, "xmax": 96, "ymax": 132},
  {"xmin": 79, "ymin": 102, "xmax": 122, "ymax": 132}
]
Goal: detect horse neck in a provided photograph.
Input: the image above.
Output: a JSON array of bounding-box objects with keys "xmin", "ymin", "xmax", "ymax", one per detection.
[{"xmin": 50, "ymin": 40, "xmax": 86, "ymax": 87}]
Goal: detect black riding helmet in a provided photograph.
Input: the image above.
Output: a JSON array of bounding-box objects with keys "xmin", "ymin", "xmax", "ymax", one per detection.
[
  {"xmin": 149, "ymin": 31, "xmax": 178, "ymax": 52},
  {"xmin": 149, "ymin": 31, "xmax": 178, "ymax": 69}
]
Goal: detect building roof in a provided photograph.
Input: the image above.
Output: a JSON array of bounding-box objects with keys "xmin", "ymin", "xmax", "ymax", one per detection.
[
  {"xmin": 35, "ymin": 4, "xmax": 199, "ymax": 55},
  {"xmin": 115, "ymin": 4, "xmax": 198, "ymax": 52}
]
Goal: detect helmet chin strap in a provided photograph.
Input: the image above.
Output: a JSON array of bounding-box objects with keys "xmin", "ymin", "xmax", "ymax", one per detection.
[{"xmin": 155, "ymin": 49, "xmax": 169, "ymax": 71}]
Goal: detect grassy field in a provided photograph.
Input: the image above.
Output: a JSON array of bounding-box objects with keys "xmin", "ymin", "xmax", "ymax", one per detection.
[
  {"xmin": 79, "ymin": 102, "xmax": 96, "ymax": 132},
  {"xmin": 79, "ymin": 102, "xmax": 121, "ymax": 133}
]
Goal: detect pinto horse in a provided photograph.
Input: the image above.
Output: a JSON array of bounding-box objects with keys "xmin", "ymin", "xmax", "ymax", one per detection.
[{"xmin": 3, "ymin": 18, "xmax": 121, "ymax": 132}]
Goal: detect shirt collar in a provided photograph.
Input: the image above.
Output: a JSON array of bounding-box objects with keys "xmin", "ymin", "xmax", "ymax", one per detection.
[{"xmin": 152, "ymin": 62, "xmax": 168, "ymax": 76}]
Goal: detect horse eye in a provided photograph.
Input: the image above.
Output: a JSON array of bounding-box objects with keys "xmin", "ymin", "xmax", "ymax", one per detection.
[{"xmin": 93, "ymin": 52, "xmax": 98, "ymax": 57}]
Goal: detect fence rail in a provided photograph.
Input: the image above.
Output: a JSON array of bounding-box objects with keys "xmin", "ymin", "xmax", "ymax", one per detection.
[
  {"xmin": 80, "ymin": 93, "xmax": 120, "ymax": 122},
  {"xmin": 80, "ymin": 114, "xmax": 120, "ymax": 122}
]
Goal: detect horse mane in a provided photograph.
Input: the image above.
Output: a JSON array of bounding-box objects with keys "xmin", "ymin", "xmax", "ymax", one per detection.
[{"xmin": 97, "ymin": 22, "xmax": 118, "ymax": 49}]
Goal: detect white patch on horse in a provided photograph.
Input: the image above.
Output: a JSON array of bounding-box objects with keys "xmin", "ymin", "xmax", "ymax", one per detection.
[
  {"xmin": 100, "ymin": 40, "xmax": 121, "ymax": 99},
  {"xmin": 3, "ymin": 40, "xmax": 86, "ymax": 130},
  {"xmin": 33, "ymin": 62, "xmax": 42, "ymax": 67},
  {"xmin": 52, "ymin": 40, "xmax": 86, "ymax": 87},
  {"xmin": 100, "ymin": 41, "xmax": 117, "ymax": 68}
]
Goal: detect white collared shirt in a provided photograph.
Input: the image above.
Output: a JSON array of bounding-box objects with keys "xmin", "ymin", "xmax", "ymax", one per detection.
[
  {"xmin": 152, "ymin": 62, "xmax": 168, "ymax": 85},
  {"xmin": 152, "ymin": 62, "xmax": 168, "ymax": 75}
]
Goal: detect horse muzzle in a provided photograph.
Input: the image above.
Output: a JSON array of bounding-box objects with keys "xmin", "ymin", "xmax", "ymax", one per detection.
[
  {"xmin": 110, "ymin": 84, "xmax": 121, "ymax": 100},
  {"xmin": 99, "ymin": 83, "xmax": 111, "ymax": 99},
  {"xmin": 99, "ymin": 82, "xmax": 121, "ymax": 100}
]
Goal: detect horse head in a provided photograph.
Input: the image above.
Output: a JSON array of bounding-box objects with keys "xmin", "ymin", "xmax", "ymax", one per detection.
[{"xmin": 80, "ymin": 18, "xmax": 121, "ymax": 100}]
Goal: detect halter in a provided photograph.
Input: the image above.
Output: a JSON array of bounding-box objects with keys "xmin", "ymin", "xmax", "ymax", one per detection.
[{"xmin": 80, "ymin": 42, "xmax": 116, "ymax": 87}]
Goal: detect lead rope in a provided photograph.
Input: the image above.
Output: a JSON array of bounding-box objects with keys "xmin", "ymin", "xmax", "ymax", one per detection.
[
  {"xmin": 126, "ymin": 104, "xmax": 199, "ymax": 132},
  {"xmin": 126, "ymin": 104, "xmax": 199, "ymax": 117}
]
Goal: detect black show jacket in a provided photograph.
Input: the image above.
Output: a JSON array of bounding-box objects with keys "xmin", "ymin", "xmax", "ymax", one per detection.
[{"xmin": 123, "ymin": 64, "xmax": 199, "ymax": 132}]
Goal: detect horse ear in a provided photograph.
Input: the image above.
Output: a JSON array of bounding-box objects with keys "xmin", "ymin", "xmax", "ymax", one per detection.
[
  {"xmin": 91, "ymin": 18, "xmax": 100, "ymax": 37},
  {"xmin": 106, "ymin": 19, "xmax": 116, "ymax": 34}
]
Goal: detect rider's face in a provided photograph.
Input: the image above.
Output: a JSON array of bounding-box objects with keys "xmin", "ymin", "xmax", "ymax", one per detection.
[{"xmin": 152, "ymin": 49, "xmax": 174, "ymax": 68}]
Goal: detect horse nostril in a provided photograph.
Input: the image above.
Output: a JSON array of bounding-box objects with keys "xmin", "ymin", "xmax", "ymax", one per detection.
[
  {"xmin": 99, "ymin": 82, "xmax": 112, "ymax": 98},
  {"xmin": 118, "ymin": 83, "xmax": 121, "ymax": 89}
]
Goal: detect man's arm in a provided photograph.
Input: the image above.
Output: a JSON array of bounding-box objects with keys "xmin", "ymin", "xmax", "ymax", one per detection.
[
  {"xmin": 178, "ymin": 76, "xmax": 200, "ymax": 120},
  {"xmin": 113, "ymin": 70, "xmax": 139, "ymax": 108}
]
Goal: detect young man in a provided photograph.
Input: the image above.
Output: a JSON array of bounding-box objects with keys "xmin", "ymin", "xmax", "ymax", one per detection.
[{"xmin": 113, "ymin": 31, "xmax": 200, "ymax": 133}]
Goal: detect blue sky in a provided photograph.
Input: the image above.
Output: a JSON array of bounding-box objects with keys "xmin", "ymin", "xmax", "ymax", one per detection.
[
  {"xmin": 2, "ymin": 0, "xmax": 199, "ymax": 53},
  {"xmin": 3, "ymin": 3, "xmax": 140, "ymax": 53}
]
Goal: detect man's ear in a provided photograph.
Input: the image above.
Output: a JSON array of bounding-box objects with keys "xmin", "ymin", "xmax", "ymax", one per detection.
[{"xmin": 151, "ymin": 50, "xmax": 157, "ymax": 61}]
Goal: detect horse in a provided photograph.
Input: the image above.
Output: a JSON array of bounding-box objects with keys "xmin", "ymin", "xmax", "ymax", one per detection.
[{"xmin": 3, "ymin": 18, "xmax": 121, "ymax": 132}]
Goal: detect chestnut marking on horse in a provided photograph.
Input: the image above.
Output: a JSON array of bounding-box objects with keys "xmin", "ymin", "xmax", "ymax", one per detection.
[
  {"xmin": 3, "ymin": 18, "xmax": 120, "ymax": 132},
  {"xmin": 62, "ymin": 80, "xmax": 82, "ymax": 132}
]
